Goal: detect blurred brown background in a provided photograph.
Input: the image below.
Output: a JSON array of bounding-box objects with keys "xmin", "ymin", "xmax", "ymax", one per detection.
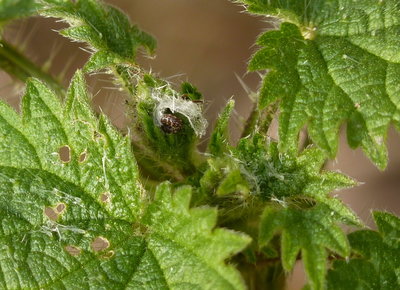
[{"xmin": 1, "ymin": 0, "xmax": 399, "ymax": 288}]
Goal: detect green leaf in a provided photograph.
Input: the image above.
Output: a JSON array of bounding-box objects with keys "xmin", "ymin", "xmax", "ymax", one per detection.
[
  {"xmin": 141, "ymin": 183, "xmax": 251, "ymax": 289},
  {"xmin": 0, "ymin": 0, "xmax": 38, "ymax": 26},
  {"xmin": 248, "ymin": 22, "xmax": 305, "ymax": 110},
  {"xmin": 200, "ymin": 156, "xmax": 250, "ymax": 197},
  {"xmin": 198, "ymin": 133, "xmax": 359, "ymax": 287},
  {"xmin": 243, "ymin": 0, "xmax": 400, "ymax": 169},
  {"xmin": 0, "ymin": 71, "xmax": 250, "ymax": 289},
  {"xmin": 208, "ymin": 99, "xmax": 235, "ymax": 156},
  {"xmin": 235, "ymin": 135, "xmax": 360, "ymax": 226},
  {"xmin": 374, "ymin": 211, "xmax": 400, "ymax": 248},
  {"xmin": 259, "ymin": 204, "xmax": 350, "ymax": 290},
  {"xmin": 223, "ymin": 135, "xmax": 359, "ymax": 289},
  {"xmin": 327, "ymin": 211, "xmax": 400, "ymax": 290},
  {"xmin": 181, "ymin": 81, "xmax": 202, "ymax": 101},
  {"xmin": 39, "ymin": 0, "xmax": 156, "ymax": 71},
  {"xmin": 0, "ymin": 70, "xmax": 143, "ymax": 288},
  {"xmin": 235, "ymin": 0, "xmax": 325, "ymax": 24}
]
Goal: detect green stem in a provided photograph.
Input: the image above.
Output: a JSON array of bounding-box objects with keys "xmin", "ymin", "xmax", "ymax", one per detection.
[
  {"xmin": 237, "ymin": 255, "xmax": 286, "ymax": 290},
  {"xmin": 241, "ymin": 102, "xmax": 278, "ymax": 138},
  {"xmin": 131, "ymin": 140, "xmax": 186, "ymax": 182},
  {"xmin": 113, "ymin": 63, "xmax": 139, "ymax": 95},
  {"xmin": 241, "ymin": 102, "xmax": 259, "ymax": 138},
  {"xmin": 0, "ymin": 40, "xmax": 65, "ymax": 95}
]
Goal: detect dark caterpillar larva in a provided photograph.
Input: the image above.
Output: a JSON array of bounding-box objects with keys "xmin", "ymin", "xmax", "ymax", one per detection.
[{"xmin": 160, "ymin": 114, "xmax": 183, "ymax": 134}]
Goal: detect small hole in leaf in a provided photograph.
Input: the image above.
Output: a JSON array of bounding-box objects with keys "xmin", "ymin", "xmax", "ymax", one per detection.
[
  {"xmin": 45, "ymin": 203, "xmax": 66, "ymax": 221},
  {"xmin": 79, "ymin": 151, "xmax": 88, "ymax": 163},
  {"xmin": 100, "ymin": 192, "xmax": 111, "ymax": 203},
  {"xmin": 101, "ymin": 250, "xmax": 115, "ymax": 259},
  {"xmin": 65, "ymin": 245, "xmax": 81, "ymax": 256},
  {"xmin": 55, "ymin": 203, "xmax": 66, "ymax": 213},
  {"xmin": 91, "ymin": 236, "xmax": 110, "ymax": 252},
  {"xmin": 59, "ymin": 145, "xmax": 71, "ymax": 163},
  {"xmin": 44, "ymin": 207, "xmax": 59, "ymax": 221}
]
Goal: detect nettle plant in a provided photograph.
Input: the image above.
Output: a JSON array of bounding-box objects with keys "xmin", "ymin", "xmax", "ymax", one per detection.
[{"xmin": 0, "ymin": 0, "xmax": 399, "ymax": 289}]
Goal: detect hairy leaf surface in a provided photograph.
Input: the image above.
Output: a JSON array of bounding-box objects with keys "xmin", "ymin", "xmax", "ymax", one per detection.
[
  {"xmin": 39, "ymin": 0, "xmax": 156, "ymax": 71},
  {"xmin": 327, "ymin": 211, "xmax": 400, "ymax": 289},
  {"xmin": 240, "ymin": 0, "xmax": 400, "ymax": 169},
  {"xmin": 141, "ymin": 183, "xmax": 251, "ymax": 289},
  {"xmin": 235, "ymin": 136, "xmax": 359, "ymax": 225},
  {"xmin": 200, "ymin": 132, "xmax": 359, "ymax": 223},
  {"xmin": 0, "ymin": 71, "xmax": 250, "ymax": 289},
  {"xmin": 208, "ymin": 99, "xmax": 235, "ymax": 156},
  {"xmin": 225, "ymin": 135, "xmax": 359, "ymax": 289},
  {"xmin": 199, "ymin": 132, "xmax": 359, "ymax": 288},
  {"xmin": 260, "ymin": 204, "xmax": 350, "ymax": 290}
]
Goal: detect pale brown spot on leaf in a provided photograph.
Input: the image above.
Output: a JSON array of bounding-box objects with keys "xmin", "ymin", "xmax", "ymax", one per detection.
[
  {"xmin": 79, "ymin": 151, "xmax": 88, "ymax": 163},
  {"xmin": 56, "ymin": 203, "xmax": 66, "ymax": 213},
  {"xmin": 91, "ymin": 236, "xmax": 110, "ymax": 252},
  {"xmin": 59, "ymin": 145, "xmax": 71, "ymax": 163},
  {"xmin": 44, "ymin": 207, "xmax": 58, "ymax": 221},
  {"xmin": 65, "ymin": 245, "xmax": 81, "ymax": 256},
  {"xmin": 45, "ymin": 203, "xmax": 66, "ymax": 221},
  {"xmin": 100, "ymin": 192, "xmax": 110, "ymax": 203}
]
